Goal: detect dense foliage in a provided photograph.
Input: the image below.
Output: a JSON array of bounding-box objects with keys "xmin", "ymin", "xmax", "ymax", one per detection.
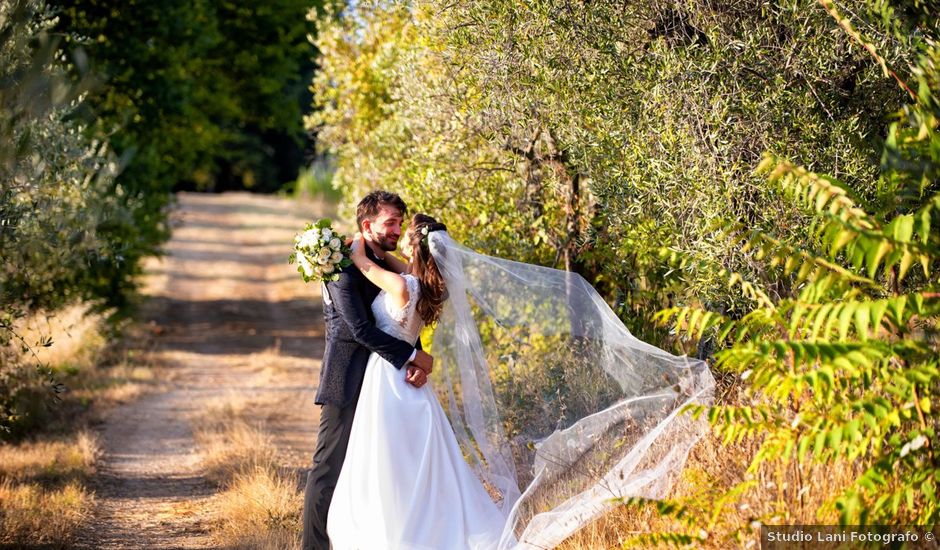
[
  {"xmin": 310, "ymin": 0, "xmax": 915, "ymax": 344},
  {"xmin": 45, "ymin": 0, "xmax": 320, "ymax": 313},
  {"xmin": 0, "ymin": 0, "xmax": 124, "ymax": 435},
  {"xmin": 651, "ymin": 6, "xmax": 939, "ymax": 536},
  {"xmin": 310, "ymin": 0, "xmax": 938, "ymax": 540},
  {"xmin": 1, "ymin": 0, "xmax": 322, "ymax": 437}
]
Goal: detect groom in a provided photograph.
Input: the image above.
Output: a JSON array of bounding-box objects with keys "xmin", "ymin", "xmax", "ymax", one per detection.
[{"xmin": 301, "ymin": 190, "xmax": 434, "ymax": 550}]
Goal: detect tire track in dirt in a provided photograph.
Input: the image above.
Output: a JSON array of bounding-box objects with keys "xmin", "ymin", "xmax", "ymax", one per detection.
[{"xmin": 76, "ymin": 192, "xmax": 328, "ymax": 548}]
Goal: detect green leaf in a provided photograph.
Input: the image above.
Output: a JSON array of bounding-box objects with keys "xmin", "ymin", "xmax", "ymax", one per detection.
[
  {"xmin": 838, "ymin": 302, "xmax": 856, "ymax": 340},
  {"xmin": 688, "ymin": 308, "xmax": 703, "ymax": 338},
  {"xmin": 869, "ymin": 300, "xmax": 888, "ymax": 335},
  {"xmin": 845, "ymin": 419, "xmax": 860, "ymax": 443},
  {"xmin": 922, "ymin": 479, "xmax": 936, "ymax": 504},
  {"xmin": 830, "ymin": 229, "xmax": 856, "ymax": 257},
  {"xmin": 854, "ymin": 304, "xmax": 871, "ymax": 340},
  {"xmin": 888, "ymin": 296, "xmax": 907, "ymax": 325},
  {"xmin": 813, "ymin": 429, "xmax": 828, "ymax": 457},
  {"xmin": 717, "ymin": 320, "xmax": 736, "ymax": 342},
  {"xmin": 866, "ymin": 240, "xmax": 892, "ymax": 279},
  {"xmin": 811, "ymin": 303, "xmax": 834, "ymax": 339},
  {"xmin": 818, "ymin": 366, "xmax": 835, "ymax": 391},
  {"xmin": 887, "ymin": 214, "xmax": 914, "ymax": 242},
  {"xmin": 815, "ymin": 188, "xmax": 832, "ymax": 212},
  {"xmin": 898, "ymin": 250, "xmax": 915, "ymax": 282},
  {"xmin": 829, "ymin": 424, "xmax": 844, "ymax": 450},
  {"xmin": 917, "ymin": 206, "xmax": 931, "ymax": 244}
]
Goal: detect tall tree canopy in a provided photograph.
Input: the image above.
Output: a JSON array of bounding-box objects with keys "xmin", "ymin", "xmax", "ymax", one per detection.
[
  {"xmin": 1, "ymin": 0, "xmax": 323, "ymax": 435},
  {"xmin": 43, "ymin": 0, "xmax": 321, "ymax": 312}
]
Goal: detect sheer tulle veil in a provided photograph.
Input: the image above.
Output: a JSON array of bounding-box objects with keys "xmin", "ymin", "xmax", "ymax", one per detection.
[{"xmin": 427, "ymin": 230, "xmax": 715, "ymax": 549}]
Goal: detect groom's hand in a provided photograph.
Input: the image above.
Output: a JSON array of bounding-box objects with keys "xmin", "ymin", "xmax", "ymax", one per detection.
[{"xmin": 411, "ymin": 350, "xmax": 433, "ymax": 374}]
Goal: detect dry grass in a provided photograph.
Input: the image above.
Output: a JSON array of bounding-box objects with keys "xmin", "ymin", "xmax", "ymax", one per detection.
[
  {"xmin": 191, "ymin": 392, "xmax": 303, "ymax": 548},
  {"xmin": 0, "ymin": 306, "xmax": 157, "ymax": 547},
  {"xmin": 0, "ymin": 431, "xmax": 99, "ymax": 484},
  {"xmin": 212, "ymin": 468, "xmax": 303, "ymax": 550},
  {"xmin": 192, "ymin": 391, "xmax": 281, "ymax": 437},
  {"xmin": 195, "ymin": 420, "xmax": 278, "ymax": 486},
  {"xmin": 556, "ymin": 417, "xmax": 864, "ymax": 549},
  {"xmin": 0, "ymin": 432, "xmax": 100, "ymax": 547},
  {"xmin": 0, "ymin": 479, "xmax": 93, "ymax": 546},
  {"xmin": 70, "ymin": 361, "xmax": 156, "ymax": 410}
]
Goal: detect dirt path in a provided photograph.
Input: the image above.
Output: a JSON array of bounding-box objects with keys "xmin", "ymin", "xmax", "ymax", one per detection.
[{"xmin": 76, "ymin": 192, "xmax": 329, "ymax": 548}]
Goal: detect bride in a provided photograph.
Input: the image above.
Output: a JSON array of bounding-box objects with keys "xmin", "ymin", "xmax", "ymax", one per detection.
[{"xmin": 327, "ymin": 213, "xmax": 714, "ymax": 549}]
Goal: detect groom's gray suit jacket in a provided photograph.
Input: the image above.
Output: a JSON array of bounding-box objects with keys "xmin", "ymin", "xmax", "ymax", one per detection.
[{"xmin": 316, "ymin": 247, "xmax": 417, "ymax": 408}]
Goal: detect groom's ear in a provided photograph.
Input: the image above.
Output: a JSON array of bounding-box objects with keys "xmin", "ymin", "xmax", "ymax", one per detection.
[{"xmin": 359, "ymin": 217, "xmax": 372, "ymax": 237}]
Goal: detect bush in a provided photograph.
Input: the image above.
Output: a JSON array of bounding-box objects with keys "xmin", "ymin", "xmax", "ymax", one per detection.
[
  {"xmin": 651, "ymin": 5, "xmax": 939, "ymax": 537},
  {"xmin": 0, "ymin": 0, "xmax": 127, "ymax": 435},
  {"xmin": 308, "ymin": 0, "xmax": 913, "ymax": 350}
]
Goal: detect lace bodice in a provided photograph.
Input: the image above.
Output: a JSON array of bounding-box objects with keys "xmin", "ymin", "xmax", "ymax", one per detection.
[{"xmin": 371, "ymin": 273, "xmax": 423, "ymax": 345}]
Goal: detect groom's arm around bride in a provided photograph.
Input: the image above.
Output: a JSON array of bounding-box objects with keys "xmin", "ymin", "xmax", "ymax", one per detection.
[{"xmin": 325, "ymin": 258, "xmax": 432, "ymax": 387}]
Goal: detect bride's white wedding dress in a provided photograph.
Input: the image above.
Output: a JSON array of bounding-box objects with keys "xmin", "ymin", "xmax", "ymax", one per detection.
[{"xmin": 327, "ymin": 273, "xmax": 506, "ymax": 550}]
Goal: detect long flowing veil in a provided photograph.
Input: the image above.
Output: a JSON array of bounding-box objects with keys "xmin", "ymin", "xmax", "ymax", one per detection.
[{"xmin": 428, "ymin": 231, "xmax": 715, "ymax": 549}]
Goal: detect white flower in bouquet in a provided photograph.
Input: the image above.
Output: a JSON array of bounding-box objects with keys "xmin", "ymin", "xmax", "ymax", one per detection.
[
  {"xmin": 299, "ymin": 229, "xmax": 320, "ymax": 249},
  {"xmin": 289, "ymin": 218, "xmax": 353, "ymax": 283},
  {"xmin": 297, "ymin": 251, "xmax": 315, "ymax": 278}
]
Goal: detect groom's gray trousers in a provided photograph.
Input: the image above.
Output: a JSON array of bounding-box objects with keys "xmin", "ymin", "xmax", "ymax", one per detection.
[
  {"xmin": 301, "ymin": 395, "xmax": 359, "ymax": 550},
  {"xmin": 301, "ymin": 253, "xmax": 416, "ymax": 550}
]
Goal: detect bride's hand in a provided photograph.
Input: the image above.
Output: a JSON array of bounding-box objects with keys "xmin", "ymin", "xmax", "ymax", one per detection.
[{"xmin": 350, "ymin": 232, "xmax": 365, "ymax": 258}]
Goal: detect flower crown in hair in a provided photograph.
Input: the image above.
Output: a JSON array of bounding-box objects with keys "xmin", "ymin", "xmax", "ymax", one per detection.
[
  {"xmin": 419, "ymin": 225, "xmax": 430, "ymax": 247},
  {"xmin": 418, "ymin": 223, "xmax": 445, "ymax": 248}
]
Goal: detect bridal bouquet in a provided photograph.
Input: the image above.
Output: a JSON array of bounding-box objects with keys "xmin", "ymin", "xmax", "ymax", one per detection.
[{"xmin": 289, "ymin": 218, "xmax": 352, "ymax": 283}]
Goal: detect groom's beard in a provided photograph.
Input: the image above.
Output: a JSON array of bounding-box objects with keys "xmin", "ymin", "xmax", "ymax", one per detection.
[{"xmin": 368, "ymin": 230, "xmax": 399, "ymax": 252}]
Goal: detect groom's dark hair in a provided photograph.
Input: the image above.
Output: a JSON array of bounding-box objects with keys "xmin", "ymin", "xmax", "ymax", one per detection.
[{"xmin": 356, "ymin": 190, "xmax": 408, "ymax": 229}]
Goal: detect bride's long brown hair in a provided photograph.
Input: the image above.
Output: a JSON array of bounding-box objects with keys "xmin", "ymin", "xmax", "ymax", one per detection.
[{"xmin": 408, "ymin": 214, "xmax": 447, "ymax": 325}]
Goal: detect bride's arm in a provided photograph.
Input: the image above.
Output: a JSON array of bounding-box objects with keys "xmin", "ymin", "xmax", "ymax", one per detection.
[
  {"xmin": 350, "ymin": 234, "xmax": 409, "ymax": 310},
  {"xmin": 383, "ymin": 252, "xmax": 408, "ymax": 274},
  {"xmin": 343, "ymin": 234, "xmax": 408, "ymax": 274}
]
